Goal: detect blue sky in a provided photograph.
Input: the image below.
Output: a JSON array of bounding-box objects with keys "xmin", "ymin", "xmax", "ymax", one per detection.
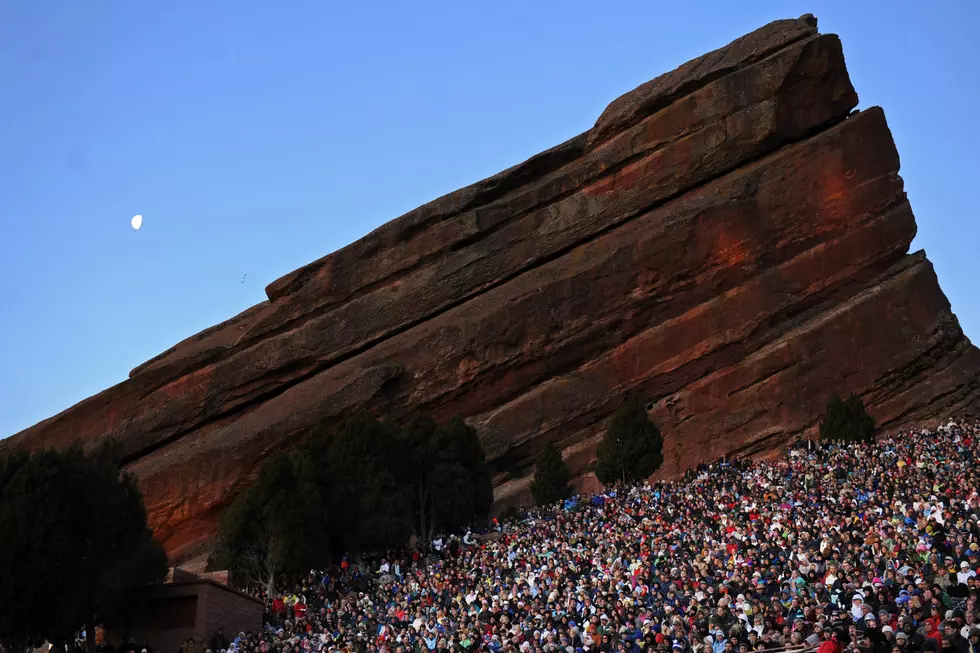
[{"xmin": 1, "ymin": 1, "xmax": 978, "ymax": 438}]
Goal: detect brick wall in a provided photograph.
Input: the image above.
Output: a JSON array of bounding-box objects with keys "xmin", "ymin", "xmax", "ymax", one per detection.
[
  {"xmin": 108, "ymin": 580, "xmax": 263, "ymax": 653},
  {"xmin": 197, "ymin": 583, "xmax": 265, "ymax": 641}
]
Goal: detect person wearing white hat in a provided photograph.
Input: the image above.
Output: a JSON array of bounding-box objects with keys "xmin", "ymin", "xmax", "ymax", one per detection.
[
  {"xmin": 851, "ymin": 594, "xmax": 866, "ymax": 622},
  {"xmin": 957, "ymin": 561, "xmax": 976, "ymax": 584}
]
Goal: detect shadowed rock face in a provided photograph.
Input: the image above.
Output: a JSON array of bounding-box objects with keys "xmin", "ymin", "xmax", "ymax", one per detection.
[{"xmin": 4, "ymin": 15, "xmax": 978, "ymax": 559}]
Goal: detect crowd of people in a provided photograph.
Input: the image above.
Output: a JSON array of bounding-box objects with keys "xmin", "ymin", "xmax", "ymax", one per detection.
[{"xmin": 214, "ymin": 419, "xmax": 980, "ymax": 653}]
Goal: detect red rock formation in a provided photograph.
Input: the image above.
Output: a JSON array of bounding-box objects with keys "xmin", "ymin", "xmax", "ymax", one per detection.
[{"xmin": 4, "ymin": 15, "xmax": 979, "ymax": 559}]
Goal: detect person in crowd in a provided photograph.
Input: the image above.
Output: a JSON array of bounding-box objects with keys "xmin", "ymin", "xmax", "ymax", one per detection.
[{"xmin": 210, "ymin": 629, "xmax": 230, "ymax": 653}]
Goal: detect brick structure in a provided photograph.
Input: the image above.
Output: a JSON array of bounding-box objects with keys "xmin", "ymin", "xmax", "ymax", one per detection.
[{"xmin": 110, "ymin": 574, "xmax": 263, "ymax": 653}]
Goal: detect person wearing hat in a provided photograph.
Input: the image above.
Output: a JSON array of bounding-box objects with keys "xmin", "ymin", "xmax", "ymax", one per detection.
[
  {"xmin": 895, "ymin": 631, "xmax": 909, "ymax": 649},
  {"xmin": 967, "ymin": 628, "xmax": 980, "ymax": 653},
  {"xmin": 851, "ymin": 595, "xmax": 867, "ymax": 622},
  {"xmin": 879, "ymin": 611, "xmax": 897, "ymax": 633},
  {"xmin": 804, "ymin": 624, "xmax": 823, "ymax": 648},
  {"xmin": 900, "ymin": 620, "xmax": 925, "ymax": 651},
  {"xmin": 863, "ymin": 615, "xmax": 890, "ymax": 653},
  {"xmin": 958, "ymin": 562, "xmax": 977, "ymax": 585}
]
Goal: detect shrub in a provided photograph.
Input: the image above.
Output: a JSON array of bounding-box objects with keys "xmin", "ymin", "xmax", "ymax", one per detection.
[
  {"xmin": 529, "ymin": 442, "xmax": 573, "ymax": 505},
  {"xmin": 594, "ymin": 393, "xmax": 664, "ymax": 486},
  {"xmin": 0, "ymin": 443, "xmax": 167, "ymax": 652},
  {"xmin": 819, "ymin": 394, "xmax": 876, "ymax": 443}
]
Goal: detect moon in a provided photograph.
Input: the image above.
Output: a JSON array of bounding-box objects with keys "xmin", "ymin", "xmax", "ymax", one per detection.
[{"xmin": 131, "ymin": 214, "xmax": 143, "ymax": 230}]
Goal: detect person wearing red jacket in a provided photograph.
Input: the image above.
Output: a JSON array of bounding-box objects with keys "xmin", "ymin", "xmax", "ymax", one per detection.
[
  {"xmin": 271, "ymin": 596, "xmax": 286, "ymax": 617},
  {"xmin": 294, "ymin": 599, "xmax": 307, "ymax": 620},
  {"xmin": 924, "ymin": 619, "xmax": 944, "ymax": 648},
  {"xmin": 818, "ymin": 629, "xmax": 844, "ymax": 653}
]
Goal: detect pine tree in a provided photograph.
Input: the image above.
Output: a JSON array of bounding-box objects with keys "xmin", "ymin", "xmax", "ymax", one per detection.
[
  {"xmin": 210, "ymin": 452, "xmax": 330, "ymax": 594},
  {"xmin": 594, "ymin": 393, "xmax": 664, "ymax": 486},
  {"xmin": 398, "ymin": 415, "xmax": 493, "ymax": 541},
  {"xmin": 819, "ymin": 394, "xmax": 876, "ymax": 443},
  {"xmin": 0, "ymin": 443, "xmax": 167, "ymax": 653},
  {"xmin": 215, "ymin": 410, "xmax": 496, "ymax": 567},
  {"xmin": 530, "ymin": 442, "xmax": 573, "ymax": 505},
  {"xmin": 315, "ymin": 412, "xmax": 412, "ymax": 555}
]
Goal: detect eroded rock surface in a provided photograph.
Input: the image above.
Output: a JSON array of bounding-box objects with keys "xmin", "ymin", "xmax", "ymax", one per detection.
[{"xmin": 4, "ymin": 15, "xmax": 978, "ymax": 559}]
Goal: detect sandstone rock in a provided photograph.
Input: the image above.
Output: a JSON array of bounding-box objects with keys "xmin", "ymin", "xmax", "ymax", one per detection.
[{"xmin": 3, "ymin": 15, "xmax": 978, "ymax": 560}]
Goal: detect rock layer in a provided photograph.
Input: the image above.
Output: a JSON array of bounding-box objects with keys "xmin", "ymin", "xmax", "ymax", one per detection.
[{"xmin": 4, "ymin": 15, "xmax": 979, "ymax": 559}]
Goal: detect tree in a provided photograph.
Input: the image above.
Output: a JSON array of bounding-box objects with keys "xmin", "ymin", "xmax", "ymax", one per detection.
[
  {"xmin": 399, "ymin": 416, "xmax": 493, "ymax": 542},
  {"xmin": 313, "ymin": 412, "xmax": 413, "ymax": 555},
  {"xmin": 214, "ymin": 410, "xmax": 494, "ymax": 572},
  {"xmin": 529, "ymin": 442, "xmax": 573, "ymax": 505},
  {"xmin": 428, "ymin": 417, "xmax": 493, "ymax": 526},
  {"xmin": 398, "ymin": 415, "xmax": 441, "ymax": 543},
  {"xmin": 210, "ymin": 452, "xmax": 329, "ymax": 594},
  {"xmin": 594, "ymin": 393, "xmax": 664, "ymax": 486},
  {"xmin": 0, "ymin": 443, "xmax": 168, "ymax": 653},
  {"xmin": 819, "ymin": 394, "xmax": 877, "ymax": 443}
]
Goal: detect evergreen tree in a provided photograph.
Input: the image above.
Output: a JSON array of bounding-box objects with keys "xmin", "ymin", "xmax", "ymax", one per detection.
[
  {"xmin": 0, "ymin": 443, "xmax": 167, "ymax": 653},
  {"xmin": 529, "ymin": 442, "xmax": 573, "ymax": 505},
  {"xmin": 431, "ymin": 417, "xmax": 493, "ymax": 524},
  {"xmin": 215, "ymin": 410, "xmax": 495, "ymax": 571},
  {"xmin": 210, "ymin": 452, "xmax": 330, "ymax": 594},
  {"xmin": 819, "ymin": 394, "xmax": 877, "ymax": 443},
  {"xmin": 399, "ymin": 415, "xmax": 493, "ymax": 541},
  {"xmin": 594, "ymin": 393, "xmax": 664, "ymax": 486},
  {"xmin": 306, "ymin": 412, "xmax": 411, "ymax": 557}
]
